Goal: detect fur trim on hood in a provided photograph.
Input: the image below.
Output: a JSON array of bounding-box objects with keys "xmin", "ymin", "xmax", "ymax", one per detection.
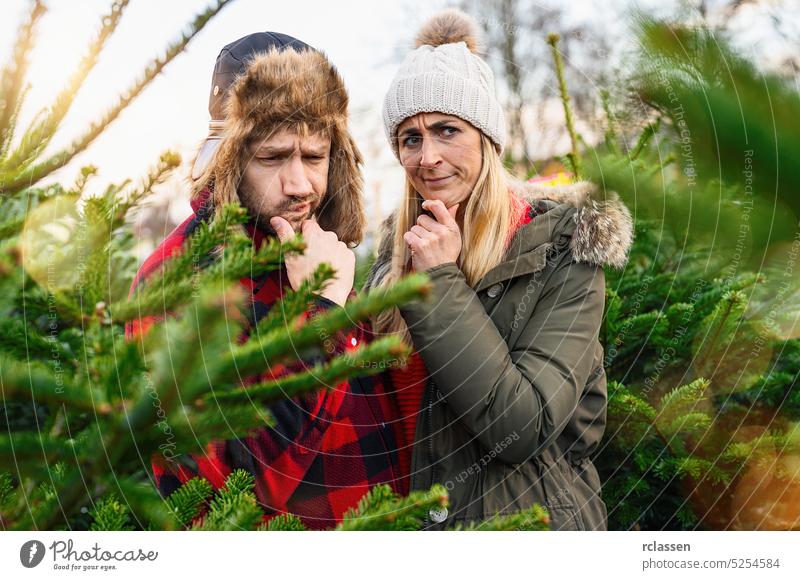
[
  {"xmin": 192, "ymin": 47, "xmax": 365, "ymax": 245},
  {"xmin": 507, "ymin": 178, "xmax": 633, "ymax": 269},
  {"xmin": 371, "ymin": 179, "xmax": 633, "ymax": 284}
]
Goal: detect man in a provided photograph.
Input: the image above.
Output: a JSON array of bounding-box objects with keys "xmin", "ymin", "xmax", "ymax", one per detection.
[{"xmin": 125, "ymin": 32, "xmax": 400, "ymax": 529}]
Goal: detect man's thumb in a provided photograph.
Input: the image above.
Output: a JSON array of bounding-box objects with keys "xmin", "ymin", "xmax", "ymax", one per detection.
[{"xmin": 270, "ymin": 216, "xmax": 294, "ymax": 243}]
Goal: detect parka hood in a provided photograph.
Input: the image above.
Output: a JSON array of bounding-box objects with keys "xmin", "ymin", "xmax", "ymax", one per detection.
[{"xmin": 507, "ymin": 178, "xmax": 633, "ymax": 269}]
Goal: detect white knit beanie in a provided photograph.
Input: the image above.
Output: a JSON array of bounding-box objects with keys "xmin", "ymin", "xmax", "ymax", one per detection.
[{"xmin": 382, "ymin": 9, "xmax": 506, "ymax": 158}]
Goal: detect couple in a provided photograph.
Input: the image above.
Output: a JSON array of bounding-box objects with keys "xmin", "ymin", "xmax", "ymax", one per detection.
[{"xmin": 127, "ymin": 10, "xmax": 632, "ymax": 531}]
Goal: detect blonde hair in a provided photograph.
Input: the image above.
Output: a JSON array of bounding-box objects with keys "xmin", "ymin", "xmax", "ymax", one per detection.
[{"xmin": 373, "ymin": 133, "xmax": 513, "ymax": 342}]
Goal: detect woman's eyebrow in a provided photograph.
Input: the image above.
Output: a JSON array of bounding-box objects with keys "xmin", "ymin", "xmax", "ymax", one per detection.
[
  {"xmin": 399, "ymin": 119, "xmax": 458, "ymax": 138},
  {"xmin": 398, "ymin": 126, "xmax": 422, "ymax": 138},
  {"xmin": 426, "ymin": 120, "xmax": 459, "ymax": 130}
]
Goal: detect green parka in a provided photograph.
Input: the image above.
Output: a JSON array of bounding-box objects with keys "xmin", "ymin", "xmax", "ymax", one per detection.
[{"xmin": 366, "ymin": 179, "xmax": 633, "ymax": 530}]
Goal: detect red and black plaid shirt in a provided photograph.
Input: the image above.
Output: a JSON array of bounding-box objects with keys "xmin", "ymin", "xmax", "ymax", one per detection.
[{"xmin": 125, "ymin": 191, "xmax": 401, "ymax": 529}]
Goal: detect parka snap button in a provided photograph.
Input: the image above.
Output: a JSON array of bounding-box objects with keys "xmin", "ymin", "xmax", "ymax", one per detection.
[
  {"xmin": 487, "ymin": 283, "xmax": 503, "ymax": 298},
  {"xmin": 429, "ymin": 506, "xmax": 448, "ymax": 523}
]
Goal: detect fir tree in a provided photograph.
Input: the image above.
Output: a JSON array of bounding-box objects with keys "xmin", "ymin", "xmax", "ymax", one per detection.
[
  {"xmin": 546, "ymin": 15, "xmax": 800, "ymax": 529},
  {"xmin": 596, "ymin": 21, "xmax": 800, "ymax": 530}
]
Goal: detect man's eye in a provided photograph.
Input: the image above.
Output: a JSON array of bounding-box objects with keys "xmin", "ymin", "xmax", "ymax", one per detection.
[{"xmin": 257, "ymin": 156, "xmax": 279, "ymax": 162}]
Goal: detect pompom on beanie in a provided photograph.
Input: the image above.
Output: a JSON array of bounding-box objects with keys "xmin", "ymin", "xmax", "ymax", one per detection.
[{"xmin": 382, "ymin": 9, "xmax": 506, "ymax": 158}]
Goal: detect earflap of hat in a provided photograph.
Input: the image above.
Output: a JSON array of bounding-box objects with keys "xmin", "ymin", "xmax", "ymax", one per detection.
[
  {"xmin": 192, "ymin": 115, "xmax": 256, "ymax": 212},
  {"xmin": 316, "ymin": 119, "xmax": 365, "ymax": 246},
  {"xmin": 191, "ymin": 138, "xmax": 221, "ymax": 180}
]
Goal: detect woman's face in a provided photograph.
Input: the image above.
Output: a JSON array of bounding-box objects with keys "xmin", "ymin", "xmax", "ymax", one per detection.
[{"xmin": 397, "ymin": 112, "xmax": 483, "ymax": 208}]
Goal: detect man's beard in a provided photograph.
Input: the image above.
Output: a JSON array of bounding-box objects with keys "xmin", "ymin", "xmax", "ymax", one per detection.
[{"xmin": 238, "ymin": 194, "xmax": 318, "ymax": 235}]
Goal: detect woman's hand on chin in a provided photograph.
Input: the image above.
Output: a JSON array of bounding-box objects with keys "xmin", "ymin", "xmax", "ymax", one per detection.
[{"xmin": 403, "ymin": 199, "xmax": 462, "ymax": 271}]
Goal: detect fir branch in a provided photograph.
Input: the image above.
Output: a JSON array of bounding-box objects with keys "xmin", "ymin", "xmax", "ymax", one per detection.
[
  {"xmin": 0, "ymin": 0, "xmax": 235, "ymax": 194},
  {"xmin": 547, "ymin": 33, "xmax": 582, "ymax": 178},
  {"xmin": 89, "ymin": 493, "xmax": 134, "ymax": 531},
  {"xmin": 0, "ymin": 317, "xmax": 72, "ymax": 364},
  {"xmin": 116, "ymin": 477, "xmax": 182, "ymax": 532},
  {"xmin": 194, "ymin": 469, "xmax": 263, "ymax": 531},
  {"xmin": 225, "ymin": 273, "xmax": 430, "ymax": 381},
  {"xmin": 111, "ymin": 204, "xmax": 304, "ymax": 321},
  {"xmin": 165, "ymin": 477, "xmax": 214, "ymax": 528},
  {"xmin": 661, "ymin": 412, "xmax": 711, "ymax": 439},
  {"xmin": 692, "ymin": 274, "xmax": 758, "ymax": 315},
  {"xmin": 111, "ymin": 152, "xmax": 181, "ymax": 228},
  {"xmin": 0, "ymin": 356, "xmax": 101, "ymax": 414},
  {"xmin": 630, "ymin": 118, "xmax": 661, "ymax": 161},
  {"xmin": 600, "ymin": 89, "xmax": 618, "ymax": 151},
  {"xmin": 126, "ymin": 285, "xmax": 245, "ymax": 434},
  {"xmin": 0, "ymin": 472, "xmax": 15, "ymax": 510},
  {"xmin": 456, "ymin": 504, "xmax": 550, "ymax": 531},
  {"xmin": 262, "ymin": 513, "xmax": 306, "ymax": 531},
  {"xmin": 0, "ymin": 216, "xmax": 25, "ymax": 241},
  {"xmin": 337, "ymin": 484, "xmax": 449, "ymax": 531},
  {"xmin": 658, "ymin": 378, "xmax": 710, "ymax": 424},
  {"xmin": 692, "ymin": 291, "xmax": 746, "ymax": 378},
  {"xmin": 654, "ymin": 456, "xmax": 718, "ymax": 482},
  {"xmin": 0, "ymin": 0, "xmax": 46, "ymax": 153},
  {"xmin": 0, "ymin": 431, "xmax": 76, "ymax": 469},
  {"xmin": 69, "ymin": 165, "xmax": 98, "ymax": 196},
  {"xmin": 2, "ymin": 1, "xmax": 129, "ymax": 172},
  {"xmin": 203, "ymin": 235, "xmax": 292, "ymax": 283},
  {"xmin": 181, "ymin": 404, "xmax": 269, "ymax": 449},
  {"xmin": 210, "ymin": 336, "xmax": 409, "ymax": 405},
  {"xmin": 251, "ymin": 263, "xmax": 334, "ymax": 336}
]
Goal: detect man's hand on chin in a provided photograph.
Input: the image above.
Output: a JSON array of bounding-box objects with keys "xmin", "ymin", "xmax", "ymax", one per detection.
[{"xmin": 270, "ymin": 215, "xmax": 355, "ymax": 307}]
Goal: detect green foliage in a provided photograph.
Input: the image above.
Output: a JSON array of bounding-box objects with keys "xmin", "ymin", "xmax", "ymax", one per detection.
[
  {"xmin": 263, "ymin": 513, "xmax": 306, "ymax": 531},
  {"xmin": 456, "ymin": 504, "xmax": 550, "ymax": 531},
  {"xmin": 90, "ymin": 494, "xmax": 135, "ymax": 531},
  {"xmin": 164, "ymin": 477, "xmax": 214, "ymax": 529},
  {"xmin": 337, "ymin": 484, "xmax": 449, "ymax": 531},
  {"xmin": 589, "ymin": 17, "xmax": 800, "ymax": 530},
  {"xmin": 0, "ymin": 0, "xmax": 235, "ymax": 195},
  {"xmin": 193, "ymin": 470, "xmax": 263, "ymax": 531}
]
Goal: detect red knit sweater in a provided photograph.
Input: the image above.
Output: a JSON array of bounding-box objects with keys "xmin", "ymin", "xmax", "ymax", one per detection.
[{"xmin": 389, "ymin": 195, "xmax": 533, "ymax": 494}]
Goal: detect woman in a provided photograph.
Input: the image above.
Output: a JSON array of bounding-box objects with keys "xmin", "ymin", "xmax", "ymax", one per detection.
[{"xmin": 367, "ymin": 10, "xmax": 633, "ymax": 530}]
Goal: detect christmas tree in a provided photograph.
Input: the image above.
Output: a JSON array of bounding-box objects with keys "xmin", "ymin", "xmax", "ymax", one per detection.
[{"xmin": 551, "ymin": 17, "xmax": 800, "ymax": 530}]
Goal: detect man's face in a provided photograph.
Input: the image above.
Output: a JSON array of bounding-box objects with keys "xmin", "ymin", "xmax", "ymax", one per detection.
[{"xmin": 238, "ymin": 127, "xmax": 331, "ymax": 233}]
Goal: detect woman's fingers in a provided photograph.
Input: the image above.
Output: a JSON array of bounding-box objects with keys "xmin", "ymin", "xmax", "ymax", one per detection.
[
  {"xmin": 410, "ymin": 224, "xmax": 433, "ymax": 239},
  {"xmin": 403, "ymin": 231, "xmax": 423, "ymax": 249},
  {"xmin": 416, "ymin": 213, "xmax": 446, "ymax": 232},
  {"xmin": 422, "ymin": 199, "xmax": 458, "ymax": 228}
]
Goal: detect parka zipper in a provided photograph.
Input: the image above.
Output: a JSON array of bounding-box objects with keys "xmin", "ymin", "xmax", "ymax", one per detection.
[
  {"xmin": 419, "ymin": 379, "xmax": 437, "ymax": 528},
  {"xmin": 427, "ymin": 381, "xmax": 437, "ymax": 488}
]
